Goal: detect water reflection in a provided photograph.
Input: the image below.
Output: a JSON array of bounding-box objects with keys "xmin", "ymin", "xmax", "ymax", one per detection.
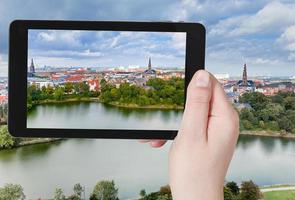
[{"xmin": 27, "ymin": 102, "xmax": 183, "ymax": 130}]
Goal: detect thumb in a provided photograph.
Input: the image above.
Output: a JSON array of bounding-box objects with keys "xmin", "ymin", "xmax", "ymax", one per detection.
[{"xmin": 178, "ymin": 70, "xmax": 212, "ymax": 142}]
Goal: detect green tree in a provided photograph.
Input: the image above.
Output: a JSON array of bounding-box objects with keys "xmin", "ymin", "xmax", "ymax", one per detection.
[
  {"xmin": 64, "ymin": 82, "xmax": 74, "ymax": 94},
  {"xmin": 0, "ymin": 183, "xmax": 25, "ymax": 200},
  {"xmin": 226, "ymin": 181, "xmax": 239, "ymax": 196},
  {"xmin": 0, "ymin": 125, "xmax": 14, "ymax": 149},
  {"xmin": 54, "ymin": 87, "xmax": 65, "ymax": 101},
  {"xmin": 139, "ymin": 189, "xmax": 146, "ymax": 198},
  {"xmin": 53, "ymin": 188, "xmax": 66, "ymax": 200},
  {"xmin": 224, "ymin": 187, "xmax": 235, "ymax": 200},
  {"xmin": 239, "ymin": 180, "xmax": 261, "ymax": 200},
  {"xmin": 240, "ymin": 92, "xmax": 269, "ymax": 111},
  {"xmin": 73, "ymin": 183, "xmax": 83, "ymax": 200},
  {"xmin": 91, "ymin": 180, "xmax": 118, "ymax": 200}
]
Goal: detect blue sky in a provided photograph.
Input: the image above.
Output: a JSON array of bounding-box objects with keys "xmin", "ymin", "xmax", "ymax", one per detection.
[
  {"xmin": 0, "ymin": 0, "xmax": 295, "ymax": 76},
  {"xmin": 28, "ymin": 30, "xmax": 186, "ymax": 68}
]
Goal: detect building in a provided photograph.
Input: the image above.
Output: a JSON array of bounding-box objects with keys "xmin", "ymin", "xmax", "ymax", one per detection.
[
  {"xmin": 28, "ymin": 59, "xmax": 36, "ymax": 77},
  {"xmin": 88, "ymin": 79, "xmax": 100, "ymax": 91},
  {"xmin": 236, "ymin": 63, "xmax": 255, "ymax": 92},
  {"xmin": 143, "ymin": 57, "xmax": 156, "ymax": 78}
]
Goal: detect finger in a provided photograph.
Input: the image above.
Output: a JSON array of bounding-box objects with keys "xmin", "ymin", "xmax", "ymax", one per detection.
[
  {"xmin": 210, "ymin": 74, "xmax": 237, "ymax": 117},
  {"xmin": 178, "ymin": 70, "xmax": 212, "ymax": 142},
  {"xmin": 150, "ymin": 140, "xmax": 167, "ymax": 148}
]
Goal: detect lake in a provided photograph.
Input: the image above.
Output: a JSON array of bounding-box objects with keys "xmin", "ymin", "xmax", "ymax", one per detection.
[
  {"xmin": 1, "ymin": 102, "xmax": 295, "ymax": 199},
  {"xmin": 27, "ymin": 102, "xmax": 183, "ymax": 130}
]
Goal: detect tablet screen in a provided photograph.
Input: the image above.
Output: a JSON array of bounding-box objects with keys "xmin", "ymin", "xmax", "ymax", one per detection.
[{"xmin": 26, "ymin": 30, "xmax": 186, "ymax": 130}]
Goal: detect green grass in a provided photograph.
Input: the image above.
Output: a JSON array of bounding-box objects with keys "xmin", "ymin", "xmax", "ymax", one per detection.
[{"xmin": 264, "ymin": 190, "xmax": 295, "ymax": 200}]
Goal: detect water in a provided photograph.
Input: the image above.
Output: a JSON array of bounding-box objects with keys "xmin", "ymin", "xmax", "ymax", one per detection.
[
  {"xmin": 27, "ymin": 102, "xmax": 183, "ymax": 130},
  {"xmin": 1, "ymin": 103, "xmax": 295, "ymax": 199}
]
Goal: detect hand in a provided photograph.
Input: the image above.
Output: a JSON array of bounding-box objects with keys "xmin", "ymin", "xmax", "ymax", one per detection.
[{"xmin": 140, "ymin": 70, "xmax": 239, "ymax": 200}]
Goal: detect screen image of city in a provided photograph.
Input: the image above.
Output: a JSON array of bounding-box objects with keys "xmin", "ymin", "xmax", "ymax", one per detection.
[{"xmin": 26, "ymin": 30, "xmax": 186, "ymax": 130}]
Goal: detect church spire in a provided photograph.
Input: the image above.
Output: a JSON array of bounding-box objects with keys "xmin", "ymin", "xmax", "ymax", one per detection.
[
  {"xmin": 148, "ymin": 57, "xmax": 152, "ymax": 70},
  {"xmin": 30, "ymin": 58, "xmax": 35, "ymax": 73},
  {"xmin": 242, "ymin": 63, "xmax": 247, "ymax": 86}
]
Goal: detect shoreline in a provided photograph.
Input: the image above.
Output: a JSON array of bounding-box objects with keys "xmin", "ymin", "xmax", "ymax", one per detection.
[
  {"xmin": 240, "ymin": 130, "xmax": 295, "ymax": 139},
  {"xmin": 0, "ymin": 138, "xmax": 63, "ymax": 151},
  {"xmin": 30, "ymin": 97, "xmax": 184, "ymax": 110}
]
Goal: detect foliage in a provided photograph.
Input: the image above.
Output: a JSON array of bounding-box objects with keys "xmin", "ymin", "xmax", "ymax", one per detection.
[
  {"xmin": 0, "ymin": 125, "xmax": 21, "ymax": 149},
  {"xmin": 224, "ymin": 187, "xmax": 235, "ymax": 200},
  {"xmin": 0, "ymin": 183, "xmax": 25, "ymax": 200},
  {"xmin": 27, "ymin": 77, "xmax": 184, "ymax": 111},
  {"xmin": 53, "ymin": 188, "xmax": 66, "ymax": 200},
  {"xmin": 140, "ymin": 189, "xmax": 146, "ymax": 198},
  {"xmin": 239, "ymin": 180, "xmax": 262, "ymax": 200},
  {"xmin": 91, "ymin": 180, "xmax": 118, "ymax": 200},
  {"xmin": 99, "ymin": 77, "xmax": 184, "ymax": 107},
  {"xmin": 239, "ymin": 92, "xmax": 295, "ymax": 133},
  {"xmin": 226, "ymin": 181, "xmax": 240, "ymax": 196}
]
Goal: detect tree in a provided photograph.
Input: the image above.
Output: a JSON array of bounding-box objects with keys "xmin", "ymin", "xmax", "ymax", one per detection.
[
  {"xmin": 226, "ymin": 181, "xmax": 239, "ymax": 196},
  {"xmin": 239, "ymin": 92, "xmax": 269, "ymax": 111},
  {"xmin": 239, "ymin": 180, "xmax": 261, "ymax": 200},
  {"xmin": 0, "ymin": 125, "xmax": 14, "ymax": 149},
  {"xmin": 73, "ymin": 183, "xmax": 84, "ymax": 200},
  {"xmin": 54, "ymin": 87, "xmax": 65, "ymax": 101},
  {"xmin": 0, "ymin": 183, "xmax": 25, "ymax": 200},
  {"xmin": 139, "ymin": 189, "xmax": 146, "ymax": 198},
  {"xmin": 91, "ymin": 180, "xmax": 118, "ymax": 200},
  {"xmin": 53, "ymin": 188, "xmax": 66, "ymax": 200},
  {"xmin": 224, "ymin": 187, "xmax": 235, "ymax": 200},
  {"xmin": 64, "ymin": 82, "xmax": 74, "ymax": 94}
]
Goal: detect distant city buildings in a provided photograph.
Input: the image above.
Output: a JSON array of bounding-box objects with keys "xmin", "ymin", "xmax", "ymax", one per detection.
[
  {"xmin": 27, "ymin": 57, "xmax": 185, "ymax": 91},
  {"xmin": 214, "ymin": 63, "xmax": 295, "ymax": 107}
]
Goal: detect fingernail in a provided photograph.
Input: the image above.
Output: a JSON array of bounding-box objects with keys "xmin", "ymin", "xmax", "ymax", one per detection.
[{"xmin": 195, "ymin": 71, "xmax": 210, "ymax": 87}]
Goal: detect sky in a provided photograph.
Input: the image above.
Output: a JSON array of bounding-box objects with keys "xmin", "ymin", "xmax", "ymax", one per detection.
[
  {"xmin": 28, "ymin": 30, "xmax": 186, "ymax": 68},
  {"xmin": 0, "ymin": 0, "xmax": 295, "ymax": 76}
]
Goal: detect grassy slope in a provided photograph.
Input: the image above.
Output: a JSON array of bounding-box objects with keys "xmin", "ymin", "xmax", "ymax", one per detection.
[{"xmin": 264, "ymin": 190, "xmax": 295, "ymax": 200}]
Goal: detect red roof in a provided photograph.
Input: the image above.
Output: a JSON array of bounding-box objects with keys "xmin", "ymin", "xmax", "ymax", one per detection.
[{"xmin": 65, "ymin": 76, "xmax": 84, "ymax": 82}]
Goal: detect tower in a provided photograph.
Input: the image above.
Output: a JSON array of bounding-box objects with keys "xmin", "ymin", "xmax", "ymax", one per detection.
[
  {"xmin": 29, "ymin": 59, "xmax": 35, "ymax": 73},
  {"xmin": 148, "ymin": 57, "xmax": 152, "ymax": 70},
  {"xmin": 242, "ymin": 63, "xmax": 247, "ymax": 86}
]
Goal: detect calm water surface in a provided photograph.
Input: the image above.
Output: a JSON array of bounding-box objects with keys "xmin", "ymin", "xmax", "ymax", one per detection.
[
  {"xmin": 0, "ymin": 103, "xmax": 295, "ymax": 199},
  {"xmin": 27, "ymin": 102, "xmax": 183, "ymax": 130}
]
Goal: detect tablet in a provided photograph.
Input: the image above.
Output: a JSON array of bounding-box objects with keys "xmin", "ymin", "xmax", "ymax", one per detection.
[{"xmin": 9, "ymin": 20, "xmax": 205, "ymax": 139}]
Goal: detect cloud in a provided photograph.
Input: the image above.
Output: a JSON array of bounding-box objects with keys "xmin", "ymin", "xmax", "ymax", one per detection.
[
  {"xmin": 278, "ymin": 25, "xmax": 295, "ymax": 51},
  {"xmin": 209, "ymin": 1, "xmax": 295, "ymax": 37}
]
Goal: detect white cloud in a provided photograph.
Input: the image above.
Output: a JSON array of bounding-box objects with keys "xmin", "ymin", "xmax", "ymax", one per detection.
[
  {"xmin": 252, "ymin": 58, "xmax": 279, "ymax": 65},
  {"xmin": 278, "ymin": 25, "xmax": 295, "ymax": 51},
  {"xmin": 209, "ymin": 1, "xmax": 295, "ymax": 37},
  {"xmin": 171, "ymin": 33, "xmax": 186, "ymax": 52},
  {"xmin": 35, "ymin": 30, "xmax": 82, "ymax": 48},
  {"xmin": 29, "ymin": 49, "xmax": 103, "ymax": 59}
]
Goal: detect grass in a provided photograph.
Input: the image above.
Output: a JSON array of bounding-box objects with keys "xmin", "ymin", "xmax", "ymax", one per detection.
[{"xmin": 264, "ymin": 190, "xmax": 295, "ymax": 200}]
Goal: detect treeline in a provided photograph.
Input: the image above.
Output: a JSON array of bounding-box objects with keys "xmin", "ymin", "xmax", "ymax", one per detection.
[
  {"xmin": 0, "ymin": 180, "xmax": 262, "ymax": 200},
  {"xmin": 139, "ymin": 180, "xmax": 262, "ymax": 200},
  {"xmin": 100, "ymin": 77, "xmax": 184, "ymax": 107},
  {"xmin": 27, "ymin": 82, "xmax": 100, "ymax": 110},
  {"xmin": 27, "ymin": 77, "xmax": 185, "ymax": 110},
  {"xmin": 239, "ymin": 92, "xmax": 295, "ymax": 133}
]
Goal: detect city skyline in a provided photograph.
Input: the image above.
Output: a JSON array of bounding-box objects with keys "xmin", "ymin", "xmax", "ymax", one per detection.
[
  {"xmin": 0, "ymin": 1, "xmax": 294, "ymax": 76},
  {"xmin": 28, "ymin": 30, "xmax": 186, "ymax": 69}
]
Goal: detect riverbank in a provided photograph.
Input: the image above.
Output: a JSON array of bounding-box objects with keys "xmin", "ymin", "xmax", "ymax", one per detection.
[
  {"xmin": 18, "ymin": 138, "xmax": 62, "ymax": 147},
  {"xmin": 31, "ymin": 97, "xmax": 184, "ymax": 110},
  {"xmin": 240, "ymin": 130, "xmax": 295, "ymax": 139}
]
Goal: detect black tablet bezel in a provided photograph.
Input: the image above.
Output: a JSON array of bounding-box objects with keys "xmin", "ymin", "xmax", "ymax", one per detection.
[{"xmin": 9, "ymin": 20, "xmax": 205, "ymax": 139}]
